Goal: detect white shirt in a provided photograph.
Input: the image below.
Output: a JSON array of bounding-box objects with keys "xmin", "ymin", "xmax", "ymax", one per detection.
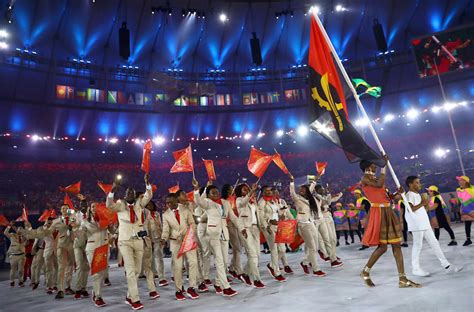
[
  {"xmin": 405, "ymin": 191, "xmax": 431, "ymax": 231},
  {"xmin": 250, "ymin": 202, "xmax": 258, "ymax": 225}
]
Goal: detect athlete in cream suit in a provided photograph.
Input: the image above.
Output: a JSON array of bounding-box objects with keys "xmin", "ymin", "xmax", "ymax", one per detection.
[
  {"xmin": 289, "ymin": 177, "xmax": 325, "ymax": 276},
  {"xmin": 40, "ymin": 218, "xmax": 58, "ymax": 294},
  {"xmin": 79, "ymin": 202, "xmax": 110, "ymax": 307},
  {"xmin": 73, "ymin": 195, "xmax": 90, "ymax": 299},
  {"xmin": 235, "ymin": 183, "xmax": 265, "ymax": 288},
  {"xmin": 51, "ymin": 205, "xmax": 76, "ymax": 299},
  {"xmin": 106, "ymin": 174, "xmax": 152, "ymax": 310},
  {"xmin": 4, "ymin": 223, "xmax": 28, "ymax": 287},
  {"xmin": 30, "ymin": 237, "xmax": 45, "ymax": 289},
  {"xmin": 192, "ymin": 179, "xmax": 246, "ymax": 297},
  {"xmin": 139, "ymin": 202, "xmax": 160, "ymax": 300},
  {"xmin": 258, "ymin": 186, "xmax": 287, "ymax": 282},
  {"xmin": 160, "ymin": 193, "xmax": 199, "ymax": 300},
  {"xmin": 274, "ymin": 195, "xmax": 295, "ymax": 274},
  {"xmin": 193, "ymin": 191, "xmax": 212, "ymax": 289}
]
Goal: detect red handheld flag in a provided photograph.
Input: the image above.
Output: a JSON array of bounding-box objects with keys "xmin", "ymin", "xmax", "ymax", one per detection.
[
  {"xmin": 141, "ymin": 139, "xmax": 153, "ymax": 174},
  {"xmin": 0, "ymin": 214, "xmax": 9, "ymax": 227},
  {"xmin": 315, "ymin": 162, "xmax": 328, "ymax": 175},
  {"xmin": 202, "ymin": 159, "xmax": 217, "ymax": 180},
  {"xmin": 38, "ymin": 210, "xmax": 51, "ymax": 222},
  {"xmin": 94, "ymin": 202, "xmax": 118, "ymax": 229},
  {"xmin": 90, "ymin": 244, "xmax": 109, "ymax": 275},
  {"xmin": 152, "ymin": 184, "xmax": 158, "ymax": 193},
  {"xmin": 170, "ymin": 145, "xmax": 194, "ymax": 173},
  {"xmin": 177, "ymin": 226, "xmax": 198, "ymax": 258},
  {"xmin": 272, "ymin": 151, "xmax": 290, "ymax": 175},
  {"xmin": 247, "ymin": 147, "xmax": 273, "ymax": 178},
  {"xmin": 64, "ymin": 194, "xmax": 75, "ymax": 211},
  {"xmin": 168, "ymin": 184, "xmax": 180, "ymax": 194},
  {"xmin": 275, "ymin": 220, "xmax": 297, "ymax": 244},
  {"xmin": 289, "ymin": 234, "xmax": 304, "ymax": 251},
  {"xmin": 60, "ymin": 181, "xmax": 81, "ymax": 194},
  {"xmin": 97, "ymin": 181, "xmax": 113, "ymax": 195},
  {"xmin": 187, "ymin": 191, "xmax": 195, "ymax": 202}
]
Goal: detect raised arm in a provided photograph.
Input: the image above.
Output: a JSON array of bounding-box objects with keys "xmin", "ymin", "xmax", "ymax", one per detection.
[{"xmin": 138, "ymin": 174, "xmax": 153, "ymax": 208}]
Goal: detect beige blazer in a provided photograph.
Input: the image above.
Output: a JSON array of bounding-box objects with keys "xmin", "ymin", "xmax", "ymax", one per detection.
[
  {"xmin": 4, "ymin": 226, "xmax": 27, "ymax": 254},
  {"xmin": 161, "ymin": 205, "xmax": 195, "ymax": 242},
  {"xmin": 80, "ymin": 218, "xmax": 108, "ymax": 251},
  {"xmin": 106, "ymin": 185, "xmax": 152, "ymax": 241},
  {"xmin": 290, "ymin": 182, "xmax": 313, "ymax": 222},
  {"xmin": 194, "ymin": 189, "xmax": 243, "ymax": 241},
  {"xmin": 51, "ymin": 216, "xmax": 74, "ymax": 249},
  {"xmin": 258, "ymin": 198, "xmax": 280, "ymax": 230},
  {"xmin": 236, "ymin": 194, "xmax": 261, "ymax": 229}
]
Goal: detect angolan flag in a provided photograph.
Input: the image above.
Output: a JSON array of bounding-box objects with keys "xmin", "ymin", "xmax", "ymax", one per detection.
[{"xmin": 307, "ymin": 14, "xmax": 384, "ymax": 167}]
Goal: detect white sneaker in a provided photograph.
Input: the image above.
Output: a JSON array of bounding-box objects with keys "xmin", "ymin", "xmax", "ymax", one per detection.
[
  {"xmin": 445, "ymin": 265, "xmax": 463, "ymax": 273},
  {"xmin": 412, "ymin": 269, "xmax": 430, "ymax": 277}
]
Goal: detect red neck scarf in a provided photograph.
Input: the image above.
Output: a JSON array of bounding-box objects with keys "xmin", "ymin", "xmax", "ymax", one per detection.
[
  {"xmin": 211, "ymin": 198, "xmax": 223, "ymax": 206},
  {"xmin": 263, "ymin": 196, "xmax": 274, "ymax": 202},
  {"xmin": 128, "ymin": 204, "xmax": 136, "ymax": 224},
  {"xmin": 173, "ymin": 209, "xmax": 180, "ymax": 224}
]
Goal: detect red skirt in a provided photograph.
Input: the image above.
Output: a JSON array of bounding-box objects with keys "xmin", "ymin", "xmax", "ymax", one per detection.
[{"xmin": 362, "ymin": 204, "xmax": 402, "ymax": 246}]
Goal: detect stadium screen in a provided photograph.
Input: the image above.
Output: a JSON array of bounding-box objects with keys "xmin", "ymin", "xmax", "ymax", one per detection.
[{"xmin": 411, "ymin": 24, "xmax": 473, "ymax": 78}]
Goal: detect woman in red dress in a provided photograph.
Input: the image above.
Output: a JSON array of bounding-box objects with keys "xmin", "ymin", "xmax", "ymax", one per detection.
[{"xmin": 359, "ymin": 158, "xmax": 420, "ymax": 288}]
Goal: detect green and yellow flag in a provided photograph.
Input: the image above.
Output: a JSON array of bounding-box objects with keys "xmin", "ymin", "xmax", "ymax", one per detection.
[{"xmin": 352, "ymin": 78, "xmax": 382, "ymax": 98}]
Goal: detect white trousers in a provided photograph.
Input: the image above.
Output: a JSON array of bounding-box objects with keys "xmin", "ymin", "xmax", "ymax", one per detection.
[{"xmin": 411, "ymin": 229, "xmax": 450, "ymax": 271}]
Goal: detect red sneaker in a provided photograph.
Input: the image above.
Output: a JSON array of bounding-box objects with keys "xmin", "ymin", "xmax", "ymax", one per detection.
[
  {"xmin": 81, "ymin": 290, "xmax": 90, "ymax": 298},
  {"xmin": 186, "ymin": 287, "xmax": 199, "ymax": 299},
  {"xmin": 266, "ymin": 263, "xmax": 276, "ymax": 277},
  {"xmin": 46, "ymin": 288, "xmax": 53, "ymax": 295},
  {"xmin": 284, "ymin": 266, "xmax": 294, "ymax": 274},
  {"xmin": 253, "ymin": 280, "xmax": 265, "ymax": 289},
  {"xmin": 10, "ymin": 282, "xmax": 14, "ymax": 287},
  {"xmin": 53, "ymin": 287, "xmax": 58, "ymax": 292},
  {"xmin": 300, "ymin": 262, "xmax": 310, "ymax": 275},
  {"xmin": 318, "ymin": 250, "xmax": 330, "ymax": 262},
  {"xmin": 65, "ymin": 287, "xmax": 75, "ymax": 295},
  {"xmin": 94, "ymin": 297, "xmax": 107, "ymax": 308},
  {"xmin": 331, "ymin": 260, "xmax": 344, "ymax": 268},
  {"xmin": 214, "ymin": 285, "xmax": 223, "ymax": 295},
  {"xmin": 158, "ymin": 279, "xmax": 168, "ymax": 287},
  {"xmin": 239, "ymin": 274, "xmax": 252, "ymax": 286},
  {"xmin": 223, "ymin": 288, "xmax": 238, "ymax": 297},
  {"xmin": 204, "ymin": 279, "xmax": 212, "ymax": 286},
  {"xmin": 131, "ymin": 301, "xmax": 144, "ymax": 310},
  {"xmin": 175, "ymin": 291, "xmax": 186, "ymax": 301},
  {"xmin": 227, "ymin": 277, "xmax": 233, "ymax": 284},
  {"xmin": 229, "ymin": 270, "xmax": 239, "ymax": 279},
  {"xmin": 198, "ymin": 283, "xmax": 209, "ymax": 293},
  {"xmin": 18, "ymin": 282, "xmax": 25, "ymax": 288},
  {"xmin": 74, "ymin": 291, "xmax": 81, "ymax": 300},
  {"xmin": 313, "ymin": 270, "xmax": 326, "ymax": 277},
  {"xmin": 275, "ymin": 275, "xmax": 287, "ymax": 282},
  {"xmin": 149, "ymin": 291, "xmax": 160, "ymax": 300},
  {"xmin": 125, "ymin": 297, "xmax": 132, "ymax": 306},
  {"xmin": 104, "ymin": 278, "xmax": 111, "ymax": 286}
]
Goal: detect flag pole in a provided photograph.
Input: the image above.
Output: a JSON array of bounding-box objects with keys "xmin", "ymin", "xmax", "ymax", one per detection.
[
  {"xmin": 312, "ymin": 14, "xmax": 408, "ymax": 201},
  {"xmin": 432, "ymin": 57, "xmax": 466, "ymax": 176}
]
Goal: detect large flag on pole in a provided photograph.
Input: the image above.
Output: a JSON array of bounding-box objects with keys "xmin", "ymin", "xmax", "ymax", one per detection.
[
  {"xmin": 307, "ymin": 14, "xmax": 384, "ymax": 166},
  {"xmin": 247, "ymin": 147, "xmax": 273, "ymax": 178},
  {"xmin": 170, "ymin": 145, "xmax": 194, "ymax": 173}
]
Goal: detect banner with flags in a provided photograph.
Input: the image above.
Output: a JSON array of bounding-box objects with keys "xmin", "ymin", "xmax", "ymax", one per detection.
[
  {"xmin": 178, "ymin": 226, "xmax": 198, "ymax": 258},
  {"xmin": 90, "ymin": 244, "xmax": 109, "ymax": 275},
  {"xmin": 202, "ymin": 159, "xmax": 217, "ymax": 180},
  {"xmin": 97, "ymin": 181, "xmax": 113, "ymax": 195},
  {"xmin": 141, "ymin": 139, "xmax": 152, "ymax": 174},
  {"xmin": 170, "ymin": 145, "xmax": 194, "ymax": 173},
  {"xmin": 168, "ymin": 184, "xmax": 180, "ymax": 194},
  {"xmin": 247, "ymin": 147, "xmax": 274, "ymax": 178},
  {"xmin": 315, "ymin": 162, "xmax": 328, "ymax": 175},
  {"xmin": 307, "ymin": 14, "xmax": 384, "ymax": 167},
  {"xmin": 60, "ymin": 181, "xmax": 81, "ymax": 194},
  {"xmin": 272, "ymin": 150, "xmax": 290, "ymax": 175}
]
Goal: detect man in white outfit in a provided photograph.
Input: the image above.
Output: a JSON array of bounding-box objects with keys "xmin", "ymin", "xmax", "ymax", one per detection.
[{"xmin": 405, "ymin": 176, "xmax": 462, "ymax": 277}]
